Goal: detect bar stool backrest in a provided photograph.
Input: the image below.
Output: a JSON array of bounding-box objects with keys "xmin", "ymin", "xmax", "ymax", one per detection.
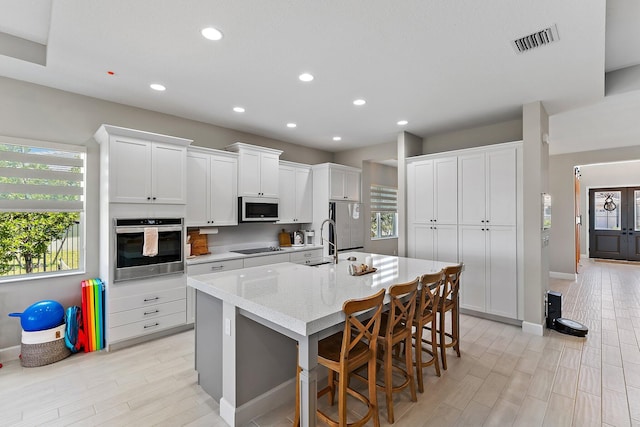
[
  {"xmin": 441, "ymin": 264, "xmax": 463, "ymax": 304},
  {"xmin": 341, "ymin": 288, "xmax": 386, "ymax": 361},
  {"xmin": 418, "ymin": 271, "xmax": 443, "ymax": 319},
  {"xmin": 386, "ymin": 278, "xmax": 419, "ymax": 339}
]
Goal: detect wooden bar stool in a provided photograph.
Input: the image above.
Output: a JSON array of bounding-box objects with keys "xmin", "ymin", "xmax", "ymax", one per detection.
[
  {"xmin": 438, "ymin": 264, "xmax": 463, "ymax": 370},
  {"xmin": 316, "ymin": 288, "xmax": 386, "ymax": 427},
  {"xmin": 414, "ymin": 271, "xmax": 443, "ymax": 393},
  {"xmin": 375, "ymin": 278, "xmax": 419, "ymax": 423}
]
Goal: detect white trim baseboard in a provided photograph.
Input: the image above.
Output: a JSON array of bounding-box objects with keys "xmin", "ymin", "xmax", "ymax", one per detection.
[
  {"xmin": 522, "ymin": 321, "xmax": 544, "ymax": 336},
  {"xmin": 235, "ymin": 378, "xmax": 296, "ymax": 426},
  {"xmin": 550, "ymin": 271, "xmax": 577, "ymax": 280},
  {"xmin": 0, "ymin": 345, "xmax": 21, "ymax": 362}
]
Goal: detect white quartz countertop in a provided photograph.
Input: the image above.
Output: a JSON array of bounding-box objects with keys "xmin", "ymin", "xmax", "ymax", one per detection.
[
  {"xmin": 188, "ymin": 251, "xmax": 455, "ymax": 337},
  {"xmin": 186, "ymin": 245, "xmax": 324, "ymax": 265}
]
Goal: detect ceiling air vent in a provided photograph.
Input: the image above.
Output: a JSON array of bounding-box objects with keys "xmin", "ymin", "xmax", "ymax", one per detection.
[{"xmin": 512, "ymin": 24, "xmax": 559, "ymax": 53}]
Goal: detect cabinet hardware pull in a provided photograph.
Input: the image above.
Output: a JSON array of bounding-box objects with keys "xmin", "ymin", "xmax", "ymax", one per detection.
[
  {"xmin": 144, "ymin": 322, "xmax": 160, "ymax": 329},
  {"xmin": 144, "ymin": 297, "xmax": 160, "ymax": 302},
  {"xmin": 152, "ymin": 197, "xmax": 156, "ymax": 200},
  {"xmin": 144, "ymin": 310, "xmax": 159, "ymax": 315},
  {"xmin": 211, "ymin": 265, "xmax": 224, "ymax": 270},
  {"xmin": 147, "ymin": 197, "xmax": 151, "ymax": 200}
]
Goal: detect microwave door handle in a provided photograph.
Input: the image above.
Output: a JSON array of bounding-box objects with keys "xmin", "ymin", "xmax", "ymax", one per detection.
[{"xmin": 115, "ymin": 226, "xmax": 183, "ymax": 234}]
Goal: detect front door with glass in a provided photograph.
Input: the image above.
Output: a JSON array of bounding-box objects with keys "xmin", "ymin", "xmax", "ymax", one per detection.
[{"xmin": 589, "ymin": 187, "xmax": 640, "ymax": 261}]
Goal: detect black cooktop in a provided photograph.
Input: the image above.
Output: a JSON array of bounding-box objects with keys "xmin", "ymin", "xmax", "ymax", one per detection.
[{"xmin": 232, "ymin": 247, "xmax": 283, "ymax": 255}]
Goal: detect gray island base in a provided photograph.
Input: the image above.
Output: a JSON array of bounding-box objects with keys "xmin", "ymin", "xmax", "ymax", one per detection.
[{"xmin": 188, "ymin": 252, "xmax": 455, "ymax": 427}]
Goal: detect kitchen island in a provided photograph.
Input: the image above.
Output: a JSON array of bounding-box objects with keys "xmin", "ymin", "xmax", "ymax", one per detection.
[{"xmin": 188, "ymin": 252, "xmax": 456, "ymax": 427}]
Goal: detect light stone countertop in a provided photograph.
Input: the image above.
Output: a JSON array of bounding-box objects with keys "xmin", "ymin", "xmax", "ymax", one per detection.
[{"xmin": 187, "ymin": 251, "xmax": 455, "ymax": 337}]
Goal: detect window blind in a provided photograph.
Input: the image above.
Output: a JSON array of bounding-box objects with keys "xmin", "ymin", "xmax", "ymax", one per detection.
[
  {"xmin": 0, "ymin": 136, "xmax": 85, "ymax": 212},
  {"xmin": 370, "ymin": 185, "xmax": 397, "ymax": 212}
]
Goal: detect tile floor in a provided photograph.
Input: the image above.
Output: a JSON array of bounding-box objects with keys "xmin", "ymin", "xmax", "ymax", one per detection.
[{"xmin": 1, "ymin": 257, "xmax": 639, "ymax": 426}]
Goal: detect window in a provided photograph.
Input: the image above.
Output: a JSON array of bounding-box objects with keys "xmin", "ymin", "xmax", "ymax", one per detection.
[
  {"xmin": 0, "ymin": 136, "xmax": 85, "ymax": 280},
  {"xmin": 370, "ymin": 185, "xmax": 398, "ymax": 239}
]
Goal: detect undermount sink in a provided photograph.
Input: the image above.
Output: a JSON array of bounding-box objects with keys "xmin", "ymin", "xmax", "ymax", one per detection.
[{"xmin": 305, "ymin": 260, "xmax": 333, "ymax": 267}]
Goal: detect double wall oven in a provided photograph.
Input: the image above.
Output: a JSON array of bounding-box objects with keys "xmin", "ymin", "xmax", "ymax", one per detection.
[{"xmin": 113, "ymin": 218, "xmax": 184, "ymax": 282}]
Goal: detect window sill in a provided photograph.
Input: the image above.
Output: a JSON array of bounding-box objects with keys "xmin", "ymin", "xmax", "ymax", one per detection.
[
  {"xmin": 371, "ymin": 236, "xmax": 398, "ymax": 241},
  {"xmin": 0, "ymin": 269, "xmax": 86, "ymax": 285}
]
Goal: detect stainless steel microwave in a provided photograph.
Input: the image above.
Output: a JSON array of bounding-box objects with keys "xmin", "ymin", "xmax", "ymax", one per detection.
[{"xmin": 239, "ymin": 197, "xmax": 279, "ymax": 222}]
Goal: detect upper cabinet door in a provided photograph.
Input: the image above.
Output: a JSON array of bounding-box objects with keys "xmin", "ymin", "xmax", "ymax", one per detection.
[
  {"xmin": 486, "ymin": 148, "xmax": 517, "ymax": 226},
  {"xmin": 344, "ymin": 170, "xmax": 360, "ymax": 201},
  {"xmin": 210, "ymin": 154, "xmax": 238, "ymax": 225},
  {"xmin": 434, "ymin": 157, "xmax": 457, "ymax": 224},
  {"xmin": 458, "ymin": 152, "xmax": 486, "ymax": 225},
  {"xmin": 295, "ymin": 167, "xmax": 313, "ymax": 222},
  {"xmin": 109, "ymin": 137, "xmax": 152, "ymax": 203},
  {"xmin": 151, "ymin": 143, "xmax": 187, "ymax": 204},
  {"xmin": 238, "ymin": 149, "xmax": 261, "ymax": 196},
  {"xmin": 329, "ymin": 168, "xmax": 346, "ymax": 200},
  {"xmin": 410, "ymin": 160, "xmax": 434, "ymax": 223},
  {"xmin": 277, "ymin": 165, "xmax": 296, "ymax": 223},
  {"xmin": 259, "ymin": 152, "xmax": 280, "ymax": 198},
  {"xmin": 186, "ymin": 151, "xmax": 210, "ymax": 226}
]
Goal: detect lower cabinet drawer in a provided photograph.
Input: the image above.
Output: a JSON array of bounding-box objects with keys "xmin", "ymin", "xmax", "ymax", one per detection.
[
  {"xmin": 109, "ymin": 299, "xmax": 186, "ymax": 328},
  {"xmin": 289, "ymin": 249, "xmax": 322, "ymax": 263},
  {"xmin": 109, "ymin": 311, "xmax": 186, "ymax": 343},
  {"xmin": 187, "ymin": 258, "xmax": 244, "ymax": 275},
  {"xmin": 109, "ymin": 287, "xmax": 185, "ymax": 313},
  {"xmin": 243, "ymin": 252, "xmax": 289, "ymax": 268}
]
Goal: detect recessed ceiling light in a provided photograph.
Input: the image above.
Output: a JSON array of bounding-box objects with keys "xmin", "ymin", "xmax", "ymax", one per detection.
[
  {"xmin": 397, "ymin": 120, "xmax": 408, "ymax": 126},
  {"xmin": 233, "ymin": 106, "xmax": 245, "ymax": 113},
  {"xmin": 150, "ymin": 83, "xmax": 166, "ymax": 91},
  {"xmin": 286, "ymin": 123, "xmax": 297, "ymax": 128},
  {"xmin": 201, "ymin": 27, "xmax": 223, "ymax": 41},
  {"xmin": 353, "ymin": 99, "xmax": 366, "ymax": 106},
  {"xmin": 333, "ymin": 136, "xmax": 342, "ymax": 141},
  {"xmin": 299, "ymin": 73, "xmax": 314, "ymax": 82}
]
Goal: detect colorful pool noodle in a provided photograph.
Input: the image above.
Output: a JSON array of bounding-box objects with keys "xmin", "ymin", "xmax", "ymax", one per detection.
[{"xmin": 80, "ymin": 278, "xmax": 105, "ymax": 352}]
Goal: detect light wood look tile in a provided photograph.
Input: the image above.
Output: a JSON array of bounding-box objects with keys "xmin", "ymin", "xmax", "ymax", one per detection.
[{"xmin": 4, "ymin": 258, "xmax": 640, "ymax": 426}]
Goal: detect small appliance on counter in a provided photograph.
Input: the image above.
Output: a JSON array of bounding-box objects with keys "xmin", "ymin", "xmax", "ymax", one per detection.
[
  {"xmin": 292, "ymin": 231, "xmax": 304, "ymax": 246},
  {"xmin": 303, "ymin": 230, "xmax": 315, "ymax": 246}
]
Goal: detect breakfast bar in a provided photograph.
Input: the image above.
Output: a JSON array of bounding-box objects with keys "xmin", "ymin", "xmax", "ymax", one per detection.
[{"xmin": 187, "ymin": 252, "xmax": 456, "ymax": 427}]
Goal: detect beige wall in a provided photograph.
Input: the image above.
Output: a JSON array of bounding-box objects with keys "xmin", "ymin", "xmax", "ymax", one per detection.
[
  {"xmin": 423, "ymin": 118, "xmax": 523, "ymax": 154},
  {"xmin": 333, "ymin": 140, "xmax": 397, "ymax": 168},
  {"xmin": 0, "ymin": 76, "xmax": 332, "ymax": 352},
  {"xmin": 522, "ymin": 102, "xmax": 549, "ymax": 328}
]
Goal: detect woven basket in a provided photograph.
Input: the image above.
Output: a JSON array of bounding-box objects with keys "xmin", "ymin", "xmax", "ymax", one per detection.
[{"xmin": 21, "ymin": 337, "xmax": 71, "ymax": 368}]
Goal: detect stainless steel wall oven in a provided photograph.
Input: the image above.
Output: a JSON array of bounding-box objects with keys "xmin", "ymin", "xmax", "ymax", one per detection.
[{"xmin": 113, "ymin": 218, "xmax": 184, "ymax": 282}]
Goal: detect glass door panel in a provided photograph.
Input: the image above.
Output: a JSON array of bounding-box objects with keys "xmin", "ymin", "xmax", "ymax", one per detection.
[
  {"xmin": 635, "ymin": 190, "xmax": 640, "ymax": 231},
  {"xmin": 594, "ymin": 191, "xmax": 621, "ymax": 230}
]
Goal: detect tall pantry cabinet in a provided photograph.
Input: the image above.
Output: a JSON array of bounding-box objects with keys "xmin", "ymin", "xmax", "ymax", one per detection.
[
  {"xmin": 406, "ymin": 142, "xmax": 522, "ymax": 321},
  {"xmin": 406, "ymin": 156, "xmax": 458, "ymax": 263}
]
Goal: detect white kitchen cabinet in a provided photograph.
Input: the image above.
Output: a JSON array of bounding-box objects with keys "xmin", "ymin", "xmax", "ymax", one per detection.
[
  {"xmin": 277, "ymin": 161, "xmax": 313, "ymax": 224},
  {"xmin": 459, "ymin": 224, "xmax": 517, "ymax": 318},
  {"xmin": 458, "ymin": 147, "xmax": 517, "ymax": 227},
  {"xmin": 226, "ymin": 142, "xmax": 282, "ymax": 198},
  {"xmin": 107, "ymin": 274, "xmax": 187, "ymax": 344},
  {"xmin": 329, "ymin": 167, "xmax": 361, "ymax": 201},
  {"xmin": 187, "ymin": 147, "xmax": 238, "ymax": 227},
  {"xmin": 108, "ymin": 136, "xmax": 187, "ymax": 204},
  {"xmin": 406, "ymin": 155, "xmax": 457, "ymax": 262},
  {"xmin": 408, "ymin": 223, "xmax": 458, "ymax": 263},
  {"xmin": 407, "ymin": 156, "xmax": 457, "ymax": 224},
  {"xmin": 289, "ymin": 248, "xmax": 323, "ymax": 265},
  {"xmin": 405, "ymin": 141, "xmax": 522, "ymax": 321}
]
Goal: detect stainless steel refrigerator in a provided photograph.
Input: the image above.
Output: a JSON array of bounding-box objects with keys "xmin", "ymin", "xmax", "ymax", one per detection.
[{"xmin": 329, "ymin": 201, "xmax": 364, "ymax": 252}]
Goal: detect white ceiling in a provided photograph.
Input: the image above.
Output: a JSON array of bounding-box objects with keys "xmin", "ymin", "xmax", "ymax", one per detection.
[{"xmin": 0, "ymin": 0, "xmax": 638, "ymax": 154}]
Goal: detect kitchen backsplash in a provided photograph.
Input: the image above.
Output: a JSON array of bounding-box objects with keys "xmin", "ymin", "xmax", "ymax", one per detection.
[{"xmin": 188, "ymin": 222, "xmax": 313, "ymax": 253}]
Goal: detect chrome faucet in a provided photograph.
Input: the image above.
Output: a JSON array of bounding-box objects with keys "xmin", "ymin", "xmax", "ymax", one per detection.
[{"xmin": 320, "ymin": 218, "xmax": 338, "ymax": 264}]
